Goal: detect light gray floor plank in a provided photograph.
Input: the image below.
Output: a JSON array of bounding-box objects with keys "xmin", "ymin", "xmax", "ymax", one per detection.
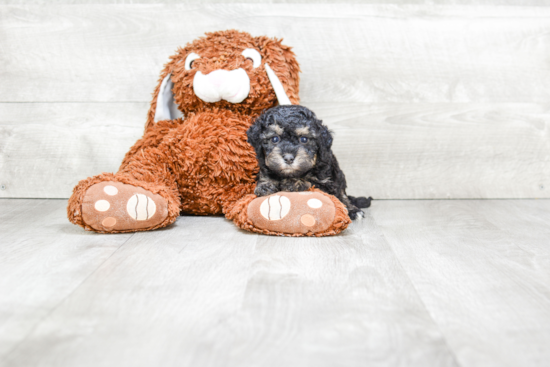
[
  {"xmin": 2, "ymin": 216, "xmax": 260, "ymax": 367},
  {"xmin": 2, "ymin": 5, "xmax": 550, "ymax": 103},
  {"xmin": 0, "ymin": 103, "xmax": 147, "ymax": 199},
  {"xmin": 2, "ymin": 210, "xmax": 458, "ymax": 367},
  {"xmin": 2, "ymin": 102, "xmax": 549, "ymax": 200},
  {"xmin": 3, "ymin": 4, "xmax": 550, "ymax": 201},
  {"xmin": 371, "ymin": 200, "xmax": 550, "ymax": 367},
  {"xmin": 312, "ymin": 102, "xmax": 550, "ymax": 200},
  {"xmin": 216, "ymin": 215, "xmax": 458, "ymax": 367},
  {"xmin": 3, "ymin": 199, "xmax": 550, "ymax": 366},
  {"xmin": 0, "ymin": 199, "xmax": 133, "ymax": 360},
  {"xmin": 1, "ymin": 0, "xmax": 549, "ymax": 5}
]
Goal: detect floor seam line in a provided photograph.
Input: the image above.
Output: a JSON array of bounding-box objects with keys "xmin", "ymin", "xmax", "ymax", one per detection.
[
  {"xmin": 1, "ymin": 232, "xmax": 137, "ymax": 363},
  {"xmin": 370, "ymin": 217, "xmax": 465, "ymax": 367}
]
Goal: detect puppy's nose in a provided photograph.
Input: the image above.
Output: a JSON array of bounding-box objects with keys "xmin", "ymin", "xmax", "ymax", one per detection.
[{"xmin": 283, "ymin": 154, "xmax": 295, "ymax": 164}]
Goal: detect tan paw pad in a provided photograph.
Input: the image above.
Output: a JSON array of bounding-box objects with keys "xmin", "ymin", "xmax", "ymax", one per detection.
[
  {"xmin": 103, "ymin": 185, "xmax": 118, "ymax": 196},
  {"xmin": 102, "ymin": 217, "xmax": 117, "ymax": 227},
  {"xmin": 259, "ymin": 195, "xmax": 290, "ymax": 220},
  {"xmin": 300, "ymin": 214, "xmax": 316, "ymax": 227},
  {"xmin": 82, "ymin": 181, "xmax": 168, "ymax": 232},
  {"xmin": 94, "ymin": 200, "xmax": 110, "ymax": 212},
  {"xmin": 126, "ymin": 194, "xmax": 157, "ymax": 220},
  {"xmin": 307, "ymin": 198, "xmax": 322, "ymax": 209}
]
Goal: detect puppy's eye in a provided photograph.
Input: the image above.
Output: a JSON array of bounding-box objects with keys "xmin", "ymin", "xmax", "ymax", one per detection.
[
  {"xmin": 271, "ymin": 136, "xmax": 280, "ymax": 143},
  {"xmin": 242, "ymin": 48, "xmax": 262, "ymax": 68},
  {"xmin": 300, "ymin": 137, "xmax": 309, "ymax": 143},
  {"xmin": 185, "ymin": 53, "xmax": 200, "ymax": 70}
]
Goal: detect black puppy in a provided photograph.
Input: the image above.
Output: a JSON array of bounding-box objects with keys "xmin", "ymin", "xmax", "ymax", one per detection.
[{"xmin": 247, "ymin": 105, "xmax": 372, "ymax": 219}]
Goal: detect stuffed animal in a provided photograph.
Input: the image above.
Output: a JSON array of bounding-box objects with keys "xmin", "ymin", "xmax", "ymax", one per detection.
[{"xmin": 67, "ymin": 30, "xmax": 351, "ymax": 236}]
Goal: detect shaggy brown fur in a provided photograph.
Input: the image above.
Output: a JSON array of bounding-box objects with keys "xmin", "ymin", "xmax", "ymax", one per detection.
[
  {"xmin": 67, "ymin": 30, "xmax": 350, "ymax": 236},
  {"xmin": 144, "ymin": 31, "xmax": 300, "ymax": 133}
]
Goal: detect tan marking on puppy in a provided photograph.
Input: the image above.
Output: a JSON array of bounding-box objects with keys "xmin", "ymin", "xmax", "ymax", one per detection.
[
  {"xmin": 268, "ymin": 147, "xmax": 316, "ymax": 178},
  {"xmin": 266, "ymin": 146, "xmax": 286, "ymax": 171},
  {"xmin": 269, "ymin": 124, "xmax": 284, "ymax": 135},
  {"xmin": 295, "ymin": 147, "xmax": 315, "ymax": 166},
  {"xmin": 295, "ymin": 126, "xmax": 310, "ymax": 136}
]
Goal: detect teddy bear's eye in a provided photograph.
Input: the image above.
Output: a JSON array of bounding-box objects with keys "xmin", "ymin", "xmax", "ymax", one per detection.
[
  {"xmin": 185, "ymin": 53, "xmax": 200, "ymax": 70},
  {"xmin": 300, "ymin": 137, "xmax": 308, "ymax": 143},
  {"xmin": 241, "ymin": 48, "xmax": 262, "ymax": 68},
  {"xmin": 271, "ymin": 136, "xmax": 280, "ymax": 143}
]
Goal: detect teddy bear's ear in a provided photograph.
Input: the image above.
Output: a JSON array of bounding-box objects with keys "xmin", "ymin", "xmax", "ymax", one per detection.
[
  {"xmin": 264, "ymin": 64, "xmax": 291, "ymax": 105},
  {"xmin": 145, "ymin": 71, "xmax": 184, "ymax": 131},
  {"xmin": 256, "ymin": 36, "xmax": 301, "ymax": 106},
  {"xmin": 154, "ymin": 73, "xmax": 184, "ymax": 122}
]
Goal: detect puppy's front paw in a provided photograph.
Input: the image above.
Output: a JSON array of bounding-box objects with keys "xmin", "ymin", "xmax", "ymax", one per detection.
[
  {"xmin": 349, "ymin": 209, "xmax": 364, "ymax": 220},
  {"xmin": 280, "ymin": 180, "xmax": 312, "ymax": 192},
  {"xmin": 254, "ymin": 181, "xmax": 278, "ymax": 197}
]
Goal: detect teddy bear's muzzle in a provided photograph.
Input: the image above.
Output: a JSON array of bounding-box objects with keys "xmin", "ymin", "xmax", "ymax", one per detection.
[
  {"xmin": 193, "ymin": 68, "xmax": 251, "ymax": 104},
  {"xmin": 153, "ymin": 62, "xmax": 293, "ymax": 123}
]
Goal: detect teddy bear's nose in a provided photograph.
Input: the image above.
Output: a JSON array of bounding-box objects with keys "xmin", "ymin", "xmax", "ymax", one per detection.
[
  {"xmin": 283, "ymin": 154, "xmax": 295, "ymax": 164},
  {"xmin": 207, "ymin": 70, "xmax": 229, "ymax": 88}
]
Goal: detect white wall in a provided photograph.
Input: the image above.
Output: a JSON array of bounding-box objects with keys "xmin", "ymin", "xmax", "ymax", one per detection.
[{"xmin": 1, "ymin": 4, "xmax": 549, "ymax": 199}]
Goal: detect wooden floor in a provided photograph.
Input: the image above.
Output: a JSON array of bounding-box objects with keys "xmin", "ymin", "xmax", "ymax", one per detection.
[{"xmin": 1, "ymin": 199, "xmax": 549, "ymax": 367}]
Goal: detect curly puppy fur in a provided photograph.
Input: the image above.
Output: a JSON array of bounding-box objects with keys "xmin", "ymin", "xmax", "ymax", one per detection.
[{"xmin": 247, "ymin": 105, "xmax": 372, "ymax": 220}]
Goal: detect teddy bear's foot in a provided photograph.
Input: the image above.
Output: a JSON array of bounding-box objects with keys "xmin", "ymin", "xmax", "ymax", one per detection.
[
  {"xmin": 247, "ymin": 191, "xmax": 348, "ymax": 236},
  {"xmin": 81, "ymin": 181, "xmax": 168, "ymax": 232}
]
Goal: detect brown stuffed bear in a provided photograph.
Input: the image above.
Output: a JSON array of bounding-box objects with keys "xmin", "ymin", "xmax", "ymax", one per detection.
[{"xmin": 67, "ymin": 30, "xmax": 350, "ymax": 236}]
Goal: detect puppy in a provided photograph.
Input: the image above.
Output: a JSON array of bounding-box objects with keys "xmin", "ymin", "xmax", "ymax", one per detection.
[{"xmin": 247, "ymin": 105, "xmax": 372, "ymax": 219}]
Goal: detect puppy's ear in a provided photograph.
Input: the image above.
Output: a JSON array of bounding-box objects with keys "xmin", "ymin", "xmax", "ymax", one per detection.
[
  {"xmin": 317, "ymin": 122, "xmax": 334, "ymax": 164},
  {"xmin": 247, "ymin": 114, "xmax": 266, "ymax": 162},
  {"xmin": 319, "ymin": 122, "xmax": 333, "ymax": 149}
]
